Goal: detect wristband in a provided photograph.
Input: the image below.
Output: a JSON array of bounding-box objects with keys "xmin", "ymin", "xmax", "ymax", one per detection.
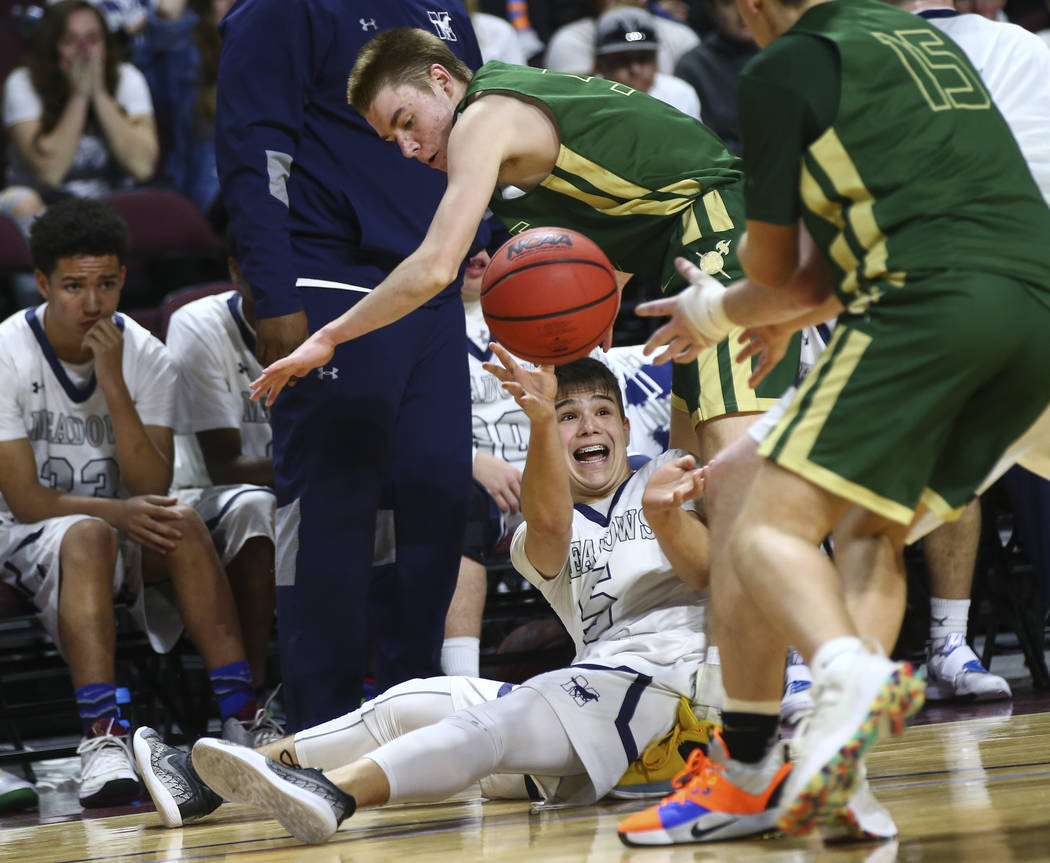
[{"xmin": 677, "ymin": 275, "xmax": 733, "ymax": 343}]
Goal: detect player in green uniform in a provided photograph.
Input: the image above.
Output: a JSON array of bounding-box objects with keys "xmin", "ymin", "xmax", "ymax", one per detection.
[
  {"xmin": 249, "ymin": 28, "xmax": 802, "ymax": 469},
  {"xmin": 617, "ymin": 0, "xmax": 1050, "ymax": 846}
]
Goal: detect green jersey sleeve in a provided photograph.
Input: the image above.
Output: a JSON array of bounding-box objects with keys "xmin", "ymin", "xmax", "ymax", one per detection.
[{"xmin": 738, "ymin": 32, "xmax": 840, "ymax": 225}]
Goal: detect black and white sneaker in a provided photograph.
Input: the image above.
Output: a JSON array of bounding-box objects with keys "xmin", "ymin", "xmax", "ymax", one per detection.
[
  {"xmin": 133, "ymin": 727, "xmax": 223, "ymax": 828},
  {"xmin": 191, "ymin": 737, "xmax": 355, "ymax": 845}
]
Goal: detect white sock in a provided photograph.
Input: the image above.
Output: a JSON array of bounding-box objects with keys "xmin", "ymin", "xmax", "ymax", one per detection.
[
  {"xmin": 441, "ymin": 636, "xmax": 480, "ymax": 677},
  {"xmin": 929, "ymin": 597, "xmax": 970, "ymax": 649},
  {"xmin": 811, "ymin": 636, "xmax": 864, "ymax": 682}
]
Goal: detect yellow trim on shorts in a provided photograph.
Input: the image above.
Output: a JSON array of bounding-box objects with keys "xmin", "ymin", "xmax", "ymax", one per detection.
[
  {"xmin": 919, "ymin": 488, "xmax": 964, "ymax": 524},
  {"xmin": 757, "ymin": 327, "xmax": 915, "ymax": 525}
]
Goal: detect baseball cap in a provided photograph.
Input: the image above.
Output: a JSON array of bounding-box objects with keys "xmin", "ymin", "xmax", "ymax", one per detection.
[{"xmin": 595, "ymin": 9, "xmax": 659, "ymax": 57}]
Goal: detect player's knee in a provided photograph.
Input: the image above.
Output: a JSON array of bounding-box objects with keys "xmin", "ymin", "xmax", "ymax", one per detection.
[{"xmin": 60, "ymin": 518, "xmax": 119, "ymax": 571}]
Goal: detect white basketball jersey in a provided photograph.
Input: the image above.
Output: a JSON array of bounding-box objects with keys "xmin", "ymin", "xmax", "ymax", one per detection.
[
  {"xmin": 165, "ymin": 291, "xmax": 271, "ymax": 488},
  {"xmin": 466, "ymin": 299, "xmax": 531, "ymax": 468},
  {"xmin": 0, "ymin": 305, "xmax": 176, "ymax": 517},
  {"xmin": 510, "ymin": 449, "xmax": 708, "ymax": 696}
]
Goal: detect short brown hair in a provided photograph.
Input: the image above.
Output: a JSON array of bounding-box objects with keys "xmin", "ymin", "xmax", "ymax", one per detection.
[{"xmin": 347, "ymin": 28, "xmax": 473, "ymax": 114}]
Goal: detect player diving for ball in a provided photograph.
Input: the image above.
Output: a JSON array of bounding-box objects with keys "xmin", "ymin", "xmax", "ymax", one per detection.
[
  {"xmin": 249, "ymin": 27, "xmax": 806, "ymax": 471},
  {"xmin": 134, "ymin": 355, "xmax": 718, "ymax": 844}
]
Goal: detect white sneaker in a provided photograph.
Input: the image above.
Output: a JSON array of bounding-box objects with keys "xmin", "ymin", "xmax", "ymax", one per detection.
[
  {"xmin": 0, "ymin": 767, "xmax": 38, "ymax": 814},
  {"xmin": 77, "ymin": 718, "xmax": 141, "ymax": 808},
  {"xmin": 781, "ymin": 649, "xmax": 815, "ymax": 725},
  {"xmin": 221, "ymin": 688, "xmax": 287, "ymax": 747},
  {"xmin": 777, "ymin": 642, "xmax": 923, "ymax": 836},
  {"xmin": 819, "ymin": 761, "xmax": 898, "ymax": 842},
  {"xmin": 926, "ymin": 634, "xmax": 1012, "ymax": 702}
]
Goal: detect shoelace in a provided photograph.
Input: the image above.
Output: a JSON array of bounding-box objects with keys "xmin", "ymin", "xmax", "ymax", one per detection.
[
  {"xmin": 248, "ymin": 685, "xmax": 286, "ymax": 743},
  {"xmin": 662, "ymin": 747, "xmax": 720, "ymax": 802},
  {"xmin": 77, "ymin": 721, "xmax": 134, "ymax": 777}
]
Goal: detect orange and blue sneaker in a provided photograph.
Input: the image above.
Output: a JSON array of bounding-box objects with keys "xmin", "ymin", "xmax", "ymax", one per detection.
[
  {"xmin": 617, "ymin": 731, "xmax": 792, "ymax": 846},
  {"xmin": 777, "ymin": 642, "xmax": 924, "ymax": 837}
]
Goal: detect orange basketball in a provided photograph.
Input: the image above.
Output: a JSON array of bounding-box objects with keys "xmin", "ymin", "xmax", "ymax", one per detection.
[{"xmin": 481, "ymin": 227, "xmax": 619, "ymax": 364}]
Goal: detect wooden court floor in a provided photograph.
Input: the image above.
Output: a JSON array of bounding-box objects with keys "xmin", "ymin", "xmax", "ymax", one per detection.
[{"xmin": 4, "ymin": 702, "xmax": 1050, "ymax": 863}]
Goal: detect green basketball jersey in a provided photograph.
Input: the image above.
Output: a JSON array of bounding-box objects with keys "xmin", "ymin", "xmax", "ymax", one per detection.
[
  {"xmin": 459, "ymin": 62, "xmax": 745, "ymax": 276},
  {"xmin": 779, "ymin": 0, "xmax": 1050, "ymax": 312}
]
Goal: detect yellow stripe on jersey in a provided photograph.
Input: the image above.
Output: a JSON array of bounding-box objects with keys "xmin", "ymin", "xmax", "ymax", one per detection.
[
  {"xmin": 758, "ymin": 327, "xmax": 916, "ymax": 525},
  {"xmin": 555, "ymin": 145, "xmax": 653, "ymax": 200},
  {"xmin": 804, "ymin": 129, "xmax": 906, "ymax": 301},
  {"xmin": 702, "ymin": 190, "xmax": 734, "ymax": 233}
]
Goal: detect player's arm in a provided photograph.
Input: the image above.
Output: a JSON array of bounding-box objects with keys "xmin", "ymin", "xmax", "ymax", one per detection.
[
  {"xmin": 483, "ymin": 344, "xmax": 572, "ymax": 578},
  {"xmin": 641, "ymin": 454, "xmax": 709, "ymax": 590},
  {"xmin": 197, "ymin": 428, "xmax": 274, "ymax": 487},
  {"xmin": 249, "ymin": 99, "xmax": 527, "ymax": 404}
]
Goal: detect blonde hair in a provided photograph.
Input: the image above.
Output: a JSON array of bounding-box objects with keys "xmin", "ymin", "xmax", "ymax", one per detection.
[{"xmin": 347, "ymin": 28, "xmax": 473, "ymax": 114}]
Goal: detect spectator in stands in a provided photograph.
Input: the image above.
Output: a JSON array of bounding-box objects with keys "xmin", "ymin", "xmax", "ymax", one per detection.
[
  {"xmin": 467, "ymin": 0, "xmax": 529, "ymax": 64},
  {"xmin": 130, "ymin": 0, "xmax": 232, "ymax": 212},
  {"xmin": 672, "ymin": 0, "xmax": 757, "ymax": 154},
  {"xmin": 592, "ymin": 8, "xmax": 700, "ymax": 119},
  {"xmin": 1, "ymin": 1, "xmax": 157, "ymax": 210},
  {"xmin": 0, "ymin": 198, "xmax": 268, "ymax": 809},
  {"xmin": 545, "ymin": 0, "xmax": 699, "ymax": 77}
]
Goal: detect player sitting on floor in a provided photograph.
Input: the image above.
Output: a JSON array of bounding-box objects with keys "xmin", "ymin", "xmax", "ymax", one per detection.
[{"xmin": 134, "ymin": 354, "xmax": 716, "ymax": 842}]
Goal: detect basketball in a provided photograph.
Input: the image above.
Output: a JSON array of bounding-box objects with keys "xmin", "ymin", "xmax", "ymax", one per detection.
[{"xmin": 481, "ymin": 227, "xmax": 619, "ymax": 364}]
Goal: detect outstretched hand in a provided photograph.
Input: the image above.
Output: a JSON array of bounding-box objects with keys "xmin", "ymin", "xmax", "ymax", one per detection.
[
  {"xmin": 736, "ymin": 323, "xmax": 793, "ymax": 389},
  {"xmin": 250, "ymin": 330, "xmax": 335, "ymax": 406},
  {"xmin": 635, "ymin": 257, "xmax": 731, "ymax": 365},
  {"xmin": 481, "ymin": 342, "xmax": 557, "ymax": 422},
  {"xmin": 642, "ymin": 454, "xmax": 706, "ymax": 512}
]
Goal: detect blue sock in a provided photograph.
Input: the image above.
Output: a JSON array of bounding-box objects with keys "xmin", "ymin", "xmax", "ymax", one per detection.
[
  {"xmin": 74, "ymin": 683, "xmax": 126, "ymax": 735},
  {"xmin": 209, "ymin": 660, "xmax": 253, "ymax": 721}
]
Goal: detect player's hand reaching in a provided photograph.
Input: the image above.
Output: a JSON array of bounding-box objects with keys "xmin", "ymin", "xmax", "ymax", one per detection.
[
  {"xmin": 635, "ymin": 257, "xmax": 732, "ymax": 364},
  {"xmin": 482, "ymin": 342, "xmax": 557, "ymax": 423},
  {"xmin": 250, "ymin": 330, "xmax": 336, "ymax": 406},
  {"xmin": 736, "ymin": 323, "xmax": 793, "ymax": 388},
  {"xmin": 116, "ymin": 495, "xmax": 183, "ymax": 555},
  {"xmin": 473, "ymin": 451, "xmax": 523, "ymax": 515},
  {"xmin": 642, "ymin": 454, "xmax": 706, "ymax": 513}
]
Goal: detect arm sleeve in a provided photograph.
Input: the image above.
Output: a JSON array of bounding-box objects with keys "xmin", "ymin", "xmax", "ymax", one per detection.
[
  {"xmin": 125, "ymin": 329, "xmax": 178, "ymax": 430},
  {"xmin": 0, "ymin": 349, "xmax": 27, "ymax": 442},
  {"xmin": 738, "ymin": 33, "xmax": 840, "ymax": 225},
  {"xmin": 215, "ymin": 0, "xmax": 316, "ymax": 318},
  {"xmin": 2, "ymin": 68, "xmax": 42, "ymax": 128},
  {"xmin": 165, "ymin": 309, "xmax": 244, "ymax": 434},
  {"xmin": 114, "ymin": 63, "xmax": 155, "ymax": 116}
]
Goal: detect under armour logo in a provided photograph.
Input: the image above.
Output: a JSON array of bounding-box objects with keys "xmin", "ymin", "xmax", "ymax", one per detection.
[
  {"xmin": 31, "ymin": 382, "xmax": 42, "ymax": 393},
  {"xmin": 317, "ymin": 366, "xmax": 339, "ymax": 381},
  {"xmin": 237, "ymin": 362, "xmax": 248, "ymax": 375},
  {"xmin": 427, "ymin": 10, "xmax": 458, "ymax": 40},
  {"xmin": 360, "ymin": 18, "xmax": 377, "ymax": 31}
]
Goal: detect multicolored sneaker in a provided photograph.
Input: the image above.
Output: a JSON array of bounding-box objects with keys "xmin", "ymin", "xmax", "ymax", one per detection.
[
  {"xmin": 617, "ymin": 731, "xmax": 792, "ymax": 845},
  {"xmin": 0, "ymin": 768, "xmax": 38, "ymax": 814},
  {"xmin": 611, "ymin": 698, "xmax": 718, "ymax": 799},
  {"xmin": 819, "ymin": 761, "xmax": 898, "ymax": 843},
  {"xmin": 191, "ymin": 738, "xmax": 355, "ymax": 845},
  {"xmin": 926, "ymin": 634, "xmax": 1012, "ymax": 702},
  {"xmin": 77, "ymin": 718, "xmax": 140, "ymax": 808},
  {"xmin": 133, "ymin": 727, "xmax": 223, "ymax": 828},
  {"xmin": 777, "ymin": 643, "xmax": 923, "ymax": 837}
]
